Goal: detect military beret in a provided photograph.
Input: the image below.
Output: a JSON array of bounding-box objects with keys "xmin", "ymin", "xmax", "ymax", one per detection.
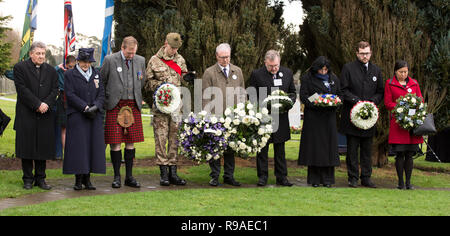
[{"xmin": 166, "ymin": 32, "xmax": 183, "ymax": 48}]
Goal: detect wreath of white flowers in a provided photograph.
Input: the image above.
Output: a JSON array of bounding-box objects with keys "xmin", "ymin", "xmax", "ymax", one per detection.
[
  {"xmin": 262, "ymin": 90, "xmax": 294, "ymax": 114},
  {"xmin": 224, "ymin": 102, "xmax": 272, "ymax": 158},
  {"xmin": 154, "ymin": 83, "xmax": 181, "ymax": 114},
  {"xmin": 350, "ymin": 101, "xmax": 379, "ymax": 130}
]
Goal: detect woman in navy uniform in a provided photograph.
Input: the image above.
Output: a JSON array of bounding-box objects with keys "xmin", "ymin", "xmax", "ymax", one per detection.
[{"xmin": 63, "ymin": 48, "xmax": 106, "ymax": 190}]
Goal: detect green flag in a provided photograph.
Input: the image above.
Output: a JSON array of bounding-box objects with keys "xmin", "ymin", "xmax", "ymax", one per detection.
[{"xmin": 19, "ymin": 0, "xmax": 37, "ymax": 61}]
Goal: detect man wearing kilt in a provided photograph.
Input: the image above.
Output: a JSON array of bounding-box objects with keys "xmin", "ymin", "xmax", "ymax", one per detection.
[{"xmin": 100, "ymin": 36, "xmax": 146, "ymax": 188}]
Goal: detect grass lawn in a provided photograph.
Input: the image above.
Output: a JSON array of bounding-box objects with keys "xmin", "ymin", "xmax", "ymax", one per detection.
[{"xmin": 1, "ymin": 186, "xmax": 449, "ymax": 216}]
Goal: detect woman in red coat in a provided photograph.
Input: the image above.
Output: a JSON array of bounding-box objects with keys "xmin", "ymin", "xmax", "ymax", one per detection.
[{"xmin": 384, "ymin": 60, "xmax": 424, "ymax": 190}]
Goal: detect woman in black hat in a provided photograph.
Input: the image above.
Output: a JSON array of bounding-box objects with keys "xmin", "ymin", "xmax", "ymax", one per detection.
[{"xmin": 63, "ymin": 48, "xmax": 106, "ymax": 190}]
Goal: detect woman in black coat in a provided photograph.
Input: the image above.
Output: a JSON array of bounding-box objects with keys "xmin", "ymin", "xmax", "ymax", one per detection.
[
  {"xmin": 298, "ymin": 56, "xmax": 341, "ymax": 187},
  {"xmin": 63, "ymin": 48, "xmax": 106, "ymax": 190}
]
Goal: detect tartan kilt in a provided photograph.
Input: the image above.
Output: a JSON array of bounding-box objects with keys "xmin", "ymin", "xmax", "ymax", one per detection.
[{"xmin": 105, "ymin": 100, "xmax": 144, "ymax": 144}]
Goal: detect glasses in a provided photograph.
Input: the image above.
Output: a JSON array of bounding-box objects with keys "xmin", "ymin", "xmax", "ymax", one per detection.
[
  {"xmin": 218, "ymin": 56, "xmax": 230, "ymax": 60},
  {"xmin": 266, "ymin": 64, "xmax": 280, "ymax": 69},
  {"xmin": 358, "ymin": 52, "xmax": 372, "ymax": 57}
]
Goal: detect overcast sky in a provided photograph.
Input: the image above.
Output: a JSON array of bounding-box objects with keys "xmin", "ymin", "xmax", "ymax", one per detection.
[{"xmin": 0, "ymin": 0, "xmax": 304, "ymax": 47}]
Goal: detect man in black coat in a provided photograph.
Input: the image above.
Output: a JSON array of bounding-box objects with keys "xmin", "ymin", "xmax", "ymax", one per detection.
[
  {"xmin": 248, "ymin": 50, "xmax": 296, "ymax": 186},
  {"xmin": 13, "ymin": 41, "xmax": 58, "ymax": 190},
  {"xmin": 339, "ymin": 41, "xmax": 384, "ymax": 188}
]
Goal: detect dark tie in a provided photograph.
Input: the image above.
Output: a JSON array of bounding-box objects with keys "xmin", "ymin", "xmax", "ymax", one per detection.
[
  {"xmin": 223, "ymin": 68, "xmax": 228, "ymax": 78},
  {"xmin": 125, "ymin": 60, "xmax": 130, "ymax": 69}
]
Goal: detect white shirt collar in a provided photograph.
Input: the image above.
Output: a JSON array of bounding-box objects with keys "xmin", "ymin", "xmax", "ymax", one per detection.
[{"xmin": 218, "ymin": 63, "xmax": 230, "ymax": 72}]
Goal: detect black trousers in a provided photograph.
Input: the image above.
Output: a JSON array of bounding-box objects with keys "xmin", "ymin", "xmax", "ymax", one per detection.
[
  {"xmin": 21, "ymin": 159, "xmax": 47, "ymax": 183},
  {"xmin": 209, "ymin": 149, "xmax": 235, "ymax": 180},
  {"xmin": 257, "ymin": 142, "xmax": 288, "ymax": 179},
  {"xmin": 307, "ymin": 166, "xmax": 335, "ymax": 185},
  {"xmin": 346, "ymin": 135, "xmax": 373, "ymax": 182}
]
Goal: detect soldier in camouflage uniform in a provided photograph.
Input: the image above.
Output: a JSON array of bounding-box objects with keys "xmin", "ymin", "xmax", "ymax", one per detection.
[{"xmin": 144, "ymin": 33, "xmax": 187, "ymax": 186}]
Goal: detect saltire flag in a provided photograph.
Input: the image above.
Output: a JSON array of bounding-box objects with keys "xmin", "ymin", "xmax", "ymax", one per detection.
[
  {"xmin": 19, "ymin": 0, "xmax": 38, "ymax": 62},
  {"xmin": 64, "ymin": 0, "xmax": 76, "ymax": 67},
  {"xmin": 100, "ymin": 0, "xmax": 114, "ymax": 66}
]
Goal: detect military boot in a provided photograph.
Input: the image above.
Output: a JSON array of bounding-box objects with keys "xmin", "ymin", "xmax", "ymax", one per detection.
[
  {"xmin": 169, "ymin": 165, "xmax": 186, "ymax": 186},
  {"xmin": 159, "ymin": 165, "xmax": 170, "ymax": 186}
]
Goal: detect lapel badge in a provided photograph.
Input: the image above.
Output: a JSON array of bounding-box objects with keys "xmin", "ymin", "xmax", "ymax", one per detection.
[
  {"xmin": 95, "ymin": 74, "xmax": 99, "ymax": 79},
  {"xmin": 279, "ymin": 72, "xmax": 284, "ymax": 78},
  {"xmin": 232, "ymin": 74, "xmax": 238, "ymax": 80},
  {"xmin": 117, "ymin": 67, "xmax": 122, "ymax": 73},
  {"xmin": 407, "ymin": 88, "xmax": 412, "ymax": 93},
  {"xmin": 373, "ymin": 76, "xmax": 377, "ymax": 82}
]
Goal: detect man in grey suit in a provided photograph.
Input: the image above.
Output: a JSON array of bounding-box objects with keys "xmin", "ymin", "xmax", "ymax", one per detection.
[{"xmin": 100, "ymin": 36, "xmax": 146, "ymax": 189}]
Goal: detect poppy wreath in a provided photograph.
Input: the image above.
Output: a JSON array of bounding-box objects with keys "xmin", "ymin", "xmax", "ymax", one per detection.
[{"xmin": 153, "ymin": 83, "xmax": 181, "ymax": 114}]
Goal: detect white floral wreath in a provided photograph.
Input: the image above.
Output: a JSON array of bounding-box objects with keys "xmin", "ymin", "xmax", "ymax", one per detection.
[{"xmin": 350, "ymin": 101, "xmax": 379, "ymax": 130}]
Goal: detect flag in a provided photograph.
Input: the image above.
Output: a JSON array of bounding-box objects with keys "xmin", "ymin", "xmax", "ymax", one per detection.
[
  {"xmin": 19, "ymin": 0, "xmax": 38, "ymax": 62},
  {"xmin": 64, "ymin": 0, "xmax": 76, "ymax": 66},
  {"xmin": 100, "ymin": 0, "xmax": 114, "ymax": 66}
]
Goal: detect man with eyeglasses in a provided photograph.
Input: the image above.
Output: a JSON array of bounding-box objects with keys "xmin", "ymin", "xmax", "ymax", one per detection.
[
  {"xmin": 248, "ymin": 50, "xmax": 296, "ymax": 187},
  {"xmin": 339, "ymin": 41, "xmax": 384, "ymax": 188},
  {"xmin": 202, "ymin": 43, "xmax": 246, "ymax": 187}
]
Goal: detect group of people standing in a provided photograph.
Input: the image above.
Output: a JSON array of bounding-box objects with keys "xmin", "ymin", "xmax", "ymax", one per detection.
[
  {"xmin": 299, "ymin": 41, "xmax": 423, "ymax": 190},
  {"xmin": 12, "ymin": 34, "xmax": 423, "ymax": 192}
]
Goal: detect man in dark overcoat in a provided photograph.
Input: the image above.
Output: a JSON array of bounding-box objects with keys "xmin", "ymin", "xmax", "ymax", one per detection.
[
  {"xmin": 248, "ymin": 50, "xmax": 296, "ymax": 187},
  {"xmin": 13, "ymin": 41, "xmax": 58, "ymax": 190},
  {"xmin": 339, "ymin": 41, "xmax": 384, "ymax": 188}
]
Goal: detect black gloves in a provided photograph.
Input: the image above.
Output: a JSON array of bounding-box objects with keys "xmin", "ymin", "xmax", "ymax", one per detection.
[
  {"xmin": 183, "ymin": 71, "xmax": 196, "ymax": 83},
  {"xmin": 83, "ymin": 105, "xmax": 98, "ymax": 119}
]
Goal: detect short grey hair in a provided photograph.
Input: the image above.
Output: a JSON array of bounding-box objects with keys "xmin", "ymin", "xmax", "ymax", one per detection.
[
  {"xmin": 265, "ymin": 50, "xmax": 280, "ymax": 61},
  {"xmin": 30, "ymin": 41, "xmax": 47, "ymax": 52},
  {"xmin": 216, "ymin": 43, "xmax": 231, "ymax": 54}
]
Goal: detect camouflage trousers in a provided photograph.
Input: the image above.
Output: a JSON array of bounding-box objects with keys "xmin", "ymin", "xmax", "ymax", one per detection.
[{"xmin": 152, "ymin": 112, "xmax": 180, "ymax": 166}]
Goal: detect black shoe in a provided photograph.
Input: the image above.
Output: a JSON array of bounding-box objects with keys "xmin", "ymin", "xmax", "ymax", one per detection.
[
  {"xmin": 209, "ymin": 178, "xmax": 220, "ymax": 187},
  {"xmin": 312, "ymin": 184, "xmax": 320, "ymax": 188},
  {"xmin": 276, "ymin": 178, "xmax": 293, "ymax": 187},
  {"xmin": 82, "ymin": 174, "xmax": 96, "ymax": 190},
  {"xmin": 35, "ymin": 180, "xmax": 52, "ymax": 190},
  {"xmin": 257, "ymin": 177, "xmax": 268, "ymax": 186},
  {"xmin": 362, "ymin": 179, "xmax": 377, "ymax": 188},
  {"xmin": 23, "ymin": 181, "xmax": 33, "ymax": 190},
  {"xmin": 159, "ymin": 166, "xmax": 170, "ymax": 186},
  {"xmin": 112, "ymin": 176, "xmax": 121, "ymax": 188},
  {"xmin": 348, "ymin": 180, "xmax": 358, "ymax": 188},
  {"xmin": 405, "ymin": 184, "xmax": 415, "ymax": 190},
  {"xmin": 323, "ymin": 184, "xmax": 332, "ymax": 188},
  {"xmin": 168, "ymin": 165, "xmax": 187, "ymax": 186},
  {"xmin": 224, "ymin": 178, "xmax": 241, "ymax": 186},
  {"xmin": 74, "ymin": 175, "xmax": 83, "ymax": 191},
  {"xmin": 125, "ymin": 176, "xmax": 141, "ymax": 188}
]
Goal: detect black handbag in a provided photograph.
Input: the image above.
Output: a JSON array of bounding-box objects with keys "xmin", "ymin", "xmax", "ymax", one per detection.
[
  {"xmin": 413, "ymin": 114, "xmax": 437, "ymax": 136},
  {"xmin": 0, "ymin": 108, "xmax": 11, "ymax": 136}
]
